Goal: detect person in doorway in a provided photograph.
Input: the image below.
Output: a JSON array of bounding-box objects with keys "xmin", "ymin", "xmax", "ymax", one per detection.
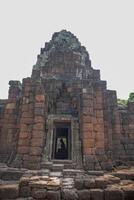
[
  {"xmin": 56, "ymin": 138, "xmax": 66, "ymax": 159},
  {"xmin": 60, "ymin": 138, "xmax": 66, "ymax": 152}
]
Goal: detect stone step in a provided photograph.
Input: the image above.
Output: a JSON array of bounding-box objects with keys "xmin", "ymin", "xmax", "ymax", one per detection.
[
  {"xmin": 0, "ymin": 182, "xmax": 19, "ymax": 199},
  {"xmin": 41, "ymin": 161, "xmax": 53, "ymax": 170},
  {"xmin": 41, "ymin": 160, "xmax": 78, "ymax": 171},
  {"xmin": 111, "ymin": 170, "xmax": 134, "ymax": 180},
  {"xmin": 64, "ymin": 163, "xmax": 77, "ymax": 169},
  {"xmin": 52, "ymin": 159, "xmax": 77, "ymax": 169},
  {"xmin": 87, "ymin": 171, "xmax": 104, "ymax": 176},
  {"xmin": 49, "ymin": 171, "xmax": 63, "ymax": 177},
  {"xmin": 62, "ymin": 178, "xmax": 74, "ymax": 189},
  {"xmin": 38, "ymin": 169, "xmax": 50, "ymax": 176},
  {"xmin": 52, "ymin": 159, "xmax": 73, "ymax": 164},
  {"xmin": 0, "ymin": 168, "xmax": 25, "ymax": 180},
  {"xmin": 63, "ymin": 169, "xmax": 85, "ymax": 177},
  {"xmin": 52, "ymin": 164, "xmax": 64, "ymax": 172}
]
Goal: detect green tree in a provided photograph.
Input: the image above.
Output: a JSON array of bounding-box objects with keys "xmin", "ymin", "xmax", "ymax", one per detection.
[
  {"xmin": 117, "ymin": 99, "xmax": 127, "ymax": 106},
  {"xmin": 128, "ymin": 92, "xmax": 134, "ymax": 102}
]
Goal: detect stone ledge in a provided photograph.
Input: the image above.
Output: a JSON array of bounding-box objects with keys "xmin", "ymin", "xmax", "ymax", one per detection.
[{"xmin": 0, "ymin": 183, "xmax": 19, "ymax": 199}]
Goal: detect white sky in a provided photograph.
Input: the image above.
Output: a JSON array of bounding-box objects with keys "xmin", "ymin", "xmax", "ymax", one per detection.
[{"xmin": 0, "ymin": 0, "xmax": 134, "ymax": 99}]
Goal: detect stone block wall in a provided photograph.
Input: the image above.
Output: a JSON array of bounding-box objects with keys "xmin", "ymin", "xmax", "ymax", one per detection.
[
  {"xmin": 81, "ymin": 80, "xmax": 109, "ymax": 170},
  {"xmin": 0, "ymin": 81, "xmax": 21, "ymax": 163},
  {"xmin": 81, "ymin": 77, "xmax": 134, "ymax": 170},
  {"xmin": 16, "ymin": 77, "xmax": 46, "ymax": 169},
  {"xmin": 117, "ymin": 102, "xmax": 134, "ymax": 164}
]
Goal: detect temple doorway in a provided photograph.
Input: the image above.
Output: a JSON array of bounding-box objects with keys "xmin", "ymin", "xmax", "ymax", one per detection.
[{"xmin": 52, "ymin": 122, "xmax": 71, "ymax": 160}]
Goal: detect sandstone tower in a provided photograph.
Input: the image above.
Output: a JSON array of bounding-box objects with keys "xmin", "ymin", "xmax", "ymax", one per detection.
[{"xmin": 0, "ymin": 30, "xmax": 134, "ymax": 170}]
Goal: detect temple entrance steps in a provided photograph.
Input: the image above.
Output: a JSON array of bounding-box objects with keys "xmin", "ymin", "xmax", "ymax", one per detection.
[{"xmin": 40, "ymin": 160, "xmax": 82, "ymax": 174}]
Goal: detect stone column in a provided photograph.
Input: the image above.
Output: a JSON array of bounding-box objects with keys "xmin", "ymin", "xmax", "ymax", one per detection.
[
  {"xmin": 81, "ymin": 87, "xmax": 95, "ymax": 170},
  {"xmin": 103, "ymin": 91, "xmax": 117, "ymax": 161},
  {"xmin": 92, "ymin": 82, "xmax": 105, "ymax": 170},
  {"xmin": 28, "ymin": 81, "xmax": 45, "ymax": 169},
  {"xmin": 17, "ymin": 78, "xmax": 34, "ymax": 168}
]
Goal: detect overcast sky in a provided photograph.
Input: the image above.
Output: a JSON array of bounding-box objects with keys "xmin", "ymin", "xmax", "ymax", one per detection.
[{"xmin": 0, "ymin": 0, "xmax": 133, "ymax": 99}]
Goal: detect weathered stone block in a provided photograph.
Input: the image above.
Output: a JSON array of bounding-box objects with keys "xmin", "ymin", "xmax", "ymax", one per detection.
[
  {"xmin": 32, "ymin": 188, "xmax": 47, "ymax": 199},
  {"xmin": 90, "ymin": 189, "xmax": 104, "ymax": 200},
  {"xmin": 19, "ymin": 185, "xmax": 31, "ymax": 197},
  {"xmin": 34, "ymin": 116, "xmax": 44, "ymax": 123},
  {"xmin": 105, "ymin": 188, "xmax": 124, "ymax": 200},
  {"xmin": 20, "ymin": 176, "xmax": 30, "ymax": 186},
  {"xmin": 100, "ymin": 161, "xmax": 113, "ymax": 171},
  {"xmin": 31, "ymin": 138, "xmax": 44, "ymax": 147},
  {"xmin": 82, "ymin": 123, "xmax": 93, "ymax": 132},
  {"xmin": 22, "ymin": 97, "xmax": 30, "ymax": 104},
  {"xmin": 18, "ymin": 138, "xmax": 29, "ymax": 146},
  {"xmin": 22, "ymin": 77, "xmax": 31, "ymax": 85},
  {"xmin": 33, "ymin": 123, "xmax": 44, "ymax": 131},
  {"xmin": 6, "ymin": 103, "xmax": 16, "ymax": 109},
  {"xmin": 95, "ymin": 177, "xmax": 108, "ymax": 189},
  {"xmin": 20, "ymin": 117, "xmax": 33, "ymax": 124},
  {"xmin": 95, "ymin": 141, "xmax": 105, "ymax": 148},
  {"xmin": 74, "ymin": 178, "xmax": 84, "ymax": 190},
  {"xmin": 30, "ymin": 147, "xmax": 42, "ymax": 155},
  {"xmin": 1, "ymin": 170, "xmax": 24, "ymax": 180},
  {"xmin": 23, "ymin": 154, "xmax": 29, "ymax": 161},
  {"xmin": 32, "ymin": 130, "xmax": 44, "ymax": 139},
  {"xmin": 83, "ymin": 107, "xmax": 93, "ymax": 115},
  {"xmin": 78, "ymin": 189, "xmax": 90, "ymax": 200},
  {"xmin": 83, "ymin": 100, "xmax": 93, "ymax": 107},
  {"xmin": 29, "ymin": 155, "xmax": 41, "ymax": 162},
  {"xmin": 123, "ymin": 186, "xmax": 134, "ymax": 200},
  {"xmin": 21, "ymin": 111, "xmax": 33, "ymax": 118},
  {"xmin": 84, "ymin": 178, "xmax": 96, "ymax": 189},
  {"xmin": 83, "ymin": 139, "xmax": 94, "ymax": 148},
  {"xmin": 0, "ymin": 184, "xmax": 19, "ymax": 199},
  {"xmin": 47, "ymin": 177, "xmax": 61, "ymax": 190},
  {"xmin": 35, "ymin": 102, "xmax": 44, "ymax": 108},
  {"xmin": 18, "ymin": 146, "xmax": 29, "ymax": 154},
  {"xmin": 19, "ymin": 131, "xmax": 29, "ymax": 139},
  {"xmin": 29, "ymin": 180, "xmax": 48, "ymax": 189},
  {"xmin": 62, "ymin": 189, "xmax": 78, "ymax": 200},
  {"xmin": 34, "ymin": 107, "xmax": 44, "ymax": 115},
  {"xmin": 82, "ymin": 116, "xmax": 92, "ymax": 123},
  {"xmin": 35, "ymin": 95, "xmax": 45, "ymax": 102},
  {"xmin": 47, "ymin": 190, "xmax": 61, "ymax": 200},
  {"xmin": 83, "ymin": 147, "xmax": 95, "ymax": 155}
]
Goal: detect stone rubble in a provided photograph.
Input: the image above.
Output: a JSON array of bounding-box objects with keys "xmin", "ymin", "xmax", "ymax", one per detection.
[{"xmin": 0, "ymin": 164, "xmax": 133, "ymax": 199}]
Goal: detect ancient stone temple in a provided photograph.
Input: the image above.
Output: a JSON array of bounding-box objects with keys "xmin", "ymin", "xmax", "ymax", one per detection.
[{"xmin": 0, "ymin": 30, "xmax": 134, "ymax": 171}]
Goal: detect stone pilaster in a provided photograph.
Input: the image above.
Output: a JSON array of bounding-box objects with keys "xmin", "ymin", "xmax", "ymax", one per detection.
[
  {"xmin": 92, "ymin": 82, "xmax": 106, "ymax": 170},
  {"xmin": 28, "ymin": 81, "xmax": 45, "ymax": 169},
  {"xmin": 81, "ymin": 87, "xmax": 95, "ymax": 170},
  {"xmin": 17, "ymin": 78, "xmax": 34, "ymax": 168}
]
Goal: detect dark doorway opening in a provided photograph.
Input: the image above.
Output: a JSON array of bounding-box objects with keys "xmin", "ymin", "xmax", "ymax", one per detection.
[{"xmin": 52, "ymin": 122, "xmax": 71, "ymax": 160}]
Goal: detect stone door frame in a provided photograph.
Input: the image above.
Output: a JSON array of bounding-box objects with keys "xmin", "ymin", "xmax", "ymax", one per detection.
[
  {"xmin": 52, "ymin": 121, "xmax": 71, "ymax": 160},
  {"xmin": 42, "ymin": 114, "xmax": 82, "ymax": 167}
]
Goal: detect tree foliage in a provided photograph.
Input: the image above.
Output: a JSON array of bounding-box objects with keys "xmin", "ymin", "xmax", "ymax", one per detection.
[
  {"xmin": 117, "ymin": 99, "xmax": 127, "ymax": 106},
  {"xmin": 128, "ymin": 92, "xmax": 134, "ymax": 102},
  {"xmin": 117, "ymin": 92, "xmax": 134, "ymax": 106}
]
